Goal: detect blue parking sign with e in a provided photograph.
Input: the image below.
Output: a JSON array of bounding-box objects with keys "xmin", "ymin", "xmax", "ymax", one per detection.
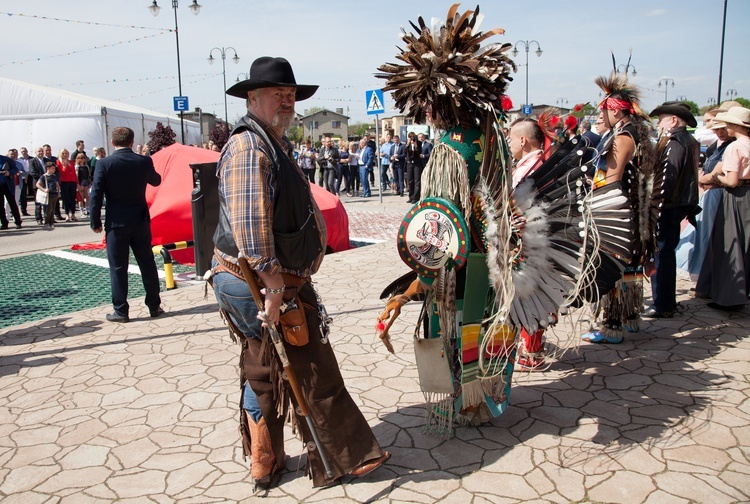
[
  {"xmin": 522, "ymin": 104, "xmax": 533, "ymax": 115},
  {"xmin": 174, "ymin": 96, "xmax": 189, "ymax": 112}
]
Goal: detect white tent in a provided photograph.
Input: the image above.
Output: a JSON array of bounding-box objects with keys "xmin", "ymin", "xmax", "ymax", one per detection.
[{"xmin": 0, "ymin": 78, "xmax": 201, "ymax": 154}]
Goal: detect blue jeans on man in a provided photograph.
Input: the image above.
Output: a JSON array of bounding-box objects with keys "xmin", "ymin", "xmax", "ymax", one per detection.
[
  {"xmin": 380, "ymin": 162, "xmax": 390, "ymax": 190},
  {"xmin": 211, "ymin": 266, "xmax": 264, "ymax": 421}
]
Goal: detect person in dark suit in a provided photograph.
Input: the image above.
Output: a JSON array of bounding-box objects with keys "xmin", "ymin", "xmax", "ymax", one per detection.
[
  {"xmin": 580, "ymin": 120, "xmax": 602, "ymax": 165},
  {"xmin": 0, "ymin": 154, "xmax": 22, "ymax": 229},
  {"xmin": 89, "ymin": 126, "xmax": 163, "ymax": 322},
  {"xmin": 389, "ymin": 134, "xmax": 406, "ymax": 196},
  {"xmin": 29, "ymin": 147, "xmax": 47, "ymax": 224}
]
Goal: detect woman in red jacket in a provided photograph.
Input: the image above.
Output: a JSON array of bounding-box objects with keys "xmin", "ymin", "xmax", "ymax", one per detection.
[{"xmin": 56, "ymin": 149, "xmax": 78, "ymax": 221}]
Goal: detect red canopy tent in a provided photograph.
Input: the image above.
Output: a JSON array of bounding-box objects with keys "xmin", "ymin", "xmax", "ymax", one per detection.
[
  {"xmin": 146, "ymin": 143, "xmax": 350, "ymax": 263},
  {"xmin": 74, "ymin": 143, "xmax": 351, "ymax": 262}
]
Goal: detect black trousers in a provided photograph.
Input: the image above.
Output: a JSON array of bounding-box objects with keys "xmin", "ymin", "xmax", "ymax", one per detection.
[
  {"xmin": 651, "ymin": 206, "xmax": 687, "ymax": 312},
  {"xmin": 106, "ymin": 222, "xmax": 161, "ymax": 316},
  {"xmin": 406, "ymin": 161, "xmax": 422, "ymax": 201},
  {"xmin": 0, "ymin": 183, "xmax": 21, "ymax": 226}
]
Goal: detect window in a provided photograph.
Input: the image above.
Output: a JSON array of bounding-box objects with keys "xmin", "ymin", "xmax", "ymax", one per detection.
[
  {"xmin": 331, "ymin": 121, "xmax": 342, "ymax": 128},
  {"xmin": 404, "ymin": 118, "xmax": 414, "ymax": 125}
]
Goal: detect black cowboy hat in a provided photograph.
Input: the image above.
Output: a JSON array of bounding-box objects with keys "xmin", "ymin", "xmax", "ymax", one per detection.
[
  {"xmin": 225, "ymin": 56, "xmax": 318, "ymax": 101},
  {"xmin": 650, "ymin": 101, "xmax": 697, "ymax": 128}
]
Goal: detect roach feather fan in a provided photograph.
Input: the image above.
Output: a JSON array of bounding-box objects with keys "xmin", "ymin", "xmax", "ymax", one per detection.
[
  {"xmin": 375, "ymin": 3, "xmax": 516, "ymax": 130},
  {"xmin": 594, "ymin": 72, "xmax": 647, "ymax": 120}
]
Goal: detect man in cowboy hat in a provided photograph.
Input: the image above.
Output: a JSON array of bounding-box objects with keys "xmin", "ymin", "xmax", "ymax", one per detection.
[
  {"xmin": 645, "ymin": 101, "xmax": 700, "ymax": 319},
  {"xmin": 209, "ymin": 56, "xmax": 389, "ymax": 491}
]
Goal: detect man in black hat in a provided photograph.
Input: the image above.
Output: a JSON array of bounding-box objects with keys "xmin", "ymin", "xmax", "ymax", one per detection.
[
  {"xmin": 209, "ymin": 56, "xmax": 388, "ymax": 491},
  {"xmin": 645, "ymin": 101, "xmax": 700, "ymax": 318}
]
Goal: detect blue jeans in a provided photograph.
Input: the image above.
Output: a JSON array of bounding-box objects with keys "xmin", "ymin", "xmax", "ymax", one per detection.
[
  {"xmin": 380, "ymin": 163, "xmax": 390, "ymax": 189},
  {"xmin": 360, "ymin": 166, "xmax": 371, "ymax": 196},
  {"xmin": 211, "ymin": 267, "xmax": 263, "ymax": 421}
]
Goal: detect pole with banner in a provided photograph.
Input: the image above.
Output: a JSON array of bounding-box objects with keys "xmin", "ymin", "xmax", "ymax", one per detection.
[{"xmin": 366, "ymin": 89, "xmax": 385, "ymax": 203}]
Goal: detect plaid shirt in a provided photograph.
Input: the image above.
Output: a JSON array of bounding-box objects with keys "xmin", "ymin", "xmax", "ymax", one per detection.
[{"xmin": 215, "ymin": 114, "xmax": 327, "ymax": 277}]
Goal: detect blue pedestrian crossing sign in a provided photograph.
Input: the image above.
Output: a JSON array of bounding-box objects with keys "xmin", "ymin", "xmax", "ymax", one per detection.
[
  {"xmin": 173, "ymin": 96, "xmax": 189, "ymax": 112},
  {"xmin": 365, "ymin": 89, "xmax": 385, "ymax": 115}
]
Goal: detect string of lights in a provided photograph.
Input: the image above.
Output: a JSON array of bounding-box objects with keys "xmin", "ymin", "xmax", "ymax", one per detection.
[
  {"xmin": 0, "ymin": 33, "xmax": 170, "ymax": 67},
  {"xmin": 0, "ymin": 12, "xmax": 170, "ymax": 31},
  {"xmin": 52, "ymin": 72, "xmax": 216, "ymax": 87},
  {"xmin": 112, "ymin": 73, "xmax": 221, "ymax": 101}
]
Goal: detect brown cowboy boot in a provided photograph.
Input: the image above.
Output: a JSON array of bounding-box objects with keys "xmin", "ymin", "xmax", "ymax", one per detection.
[{"xmin": 246, "ymin": 412, "xmax": 276, "ymax": 489}]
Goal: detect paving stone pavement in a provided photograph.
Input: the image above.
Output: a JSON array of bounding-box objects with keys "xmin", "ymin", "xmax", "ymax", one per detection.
[{"xmin": 1, "ymin": 194, "xmax": 750, "ymax": 503}]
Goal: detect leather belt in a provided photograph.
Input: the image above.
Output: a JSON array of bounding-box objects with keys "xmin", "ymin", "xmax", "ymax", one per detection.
[
  {"xmin": 215, "ymin": 254, "xmax": 309, "ymax": 301},
  {"xmin": 737, "ymin": 179, "xmax": 750, "ymax": 187}
]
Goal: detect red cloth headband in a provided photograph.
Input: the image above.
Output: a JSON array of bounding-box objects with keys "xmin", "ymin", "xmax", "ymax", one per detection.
[{"xmin": 600, "ymin": 97, "xmax": 634, "ymax": 114}]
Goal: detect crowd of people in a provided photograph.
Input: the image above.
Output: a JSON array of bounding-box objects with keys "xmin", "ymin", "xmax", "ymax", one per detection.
[
  {"xmin": 296, "ymin": 131, "xmax": 433, "ymax": 201},
  {"xmin": 1, "ymin": 141, "xmax": 106, "ymax": 230},
  {"xmin": 2, "ymin": 48, "xmax": 749, "ymax": 499},
  {"xmin": 677, "ymin": 101, "xmax": 750, "ymax": 311}
]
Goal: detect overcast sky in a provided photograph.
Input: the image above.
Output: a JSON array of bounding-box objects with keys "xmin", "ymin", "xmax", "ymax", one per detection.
[{"xmin": 1, "ymin": 0, "xmax": 748, "ymax": 126}]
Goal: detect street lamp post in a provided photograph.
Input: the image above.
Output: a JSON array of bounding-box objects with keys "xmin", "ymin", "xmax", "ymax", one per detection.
[
  {"xmin": 658, "ymin": 78, "xmax": 675, "ymax": 102},
  {"xmin": 675, "ymin": 95, "xmax": 687, "ymax": 102},
  {"xmin": 208, "ymin": 47, "xmax": 240, "ymax": 126},
  {"xmin": 556, "ymin": 97, "xmax": 568, "ymax": 109},
  {"xmin": 726, "ymin": 88, "xmax": 738, "ymax": 100},
  {"xmin": 708, "ymin": 97, "xmax": 716, "ymax": 106},
  {"xmin": 148, "ymin": 0, "xmax": 201, "ymax": 144},
  {"xmin": 717, "ymin": 0, "xmax": 728, "ymax": 107},
  {"xmin": 235, "ymin": 72, "xmax": 249, "ymax": 83},
  {"xmin": 616, "ymin": 63, "xmax": 637, "ymax": 77},
  {"xmin": 512, "ymin": 40, "xmax": 543, "ymax": 115}
]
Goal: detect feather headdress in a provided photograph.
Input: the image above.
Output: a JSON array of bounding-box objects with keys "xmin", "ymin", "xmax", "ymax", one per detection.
[
  {"xmin": 594, "ymin": 72, "xmax": 646, "ymax": 119},
  {"xmin": 375, "ymin": 3, "xmax": 516, "ymax": 130}
]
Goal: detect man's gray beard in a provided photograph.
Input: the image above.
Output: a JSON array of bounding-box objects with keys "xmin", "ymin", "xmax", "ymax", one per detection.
[{"xmin": 272, "ymin": 111, "xmax": 294, "ymax": 131}]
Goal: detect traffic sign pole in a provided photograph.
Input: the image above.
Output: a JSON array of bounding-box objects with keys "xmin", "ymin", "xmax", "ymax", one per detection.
[
  {"xmin": 375, "ymin": 115, "xmax": 382, "ymax": 203},
  {"xmin": 174, "ymin": 97, "xmax": 189, "ymax": 144},
  {"xmin": 365, "ymin": 89, "xmax": 386, "ymax": 202}
]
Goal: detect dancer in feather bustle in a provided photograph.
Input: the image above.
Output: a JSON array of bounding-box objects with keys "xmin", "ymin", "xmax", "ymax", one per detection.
[
  {"xmin": 581, "ymin": 72, "xmax": 657, "ymax": 344},
  {"xmin": 374, "ymin": 4, "xmax": 607, "ymax": 435}
]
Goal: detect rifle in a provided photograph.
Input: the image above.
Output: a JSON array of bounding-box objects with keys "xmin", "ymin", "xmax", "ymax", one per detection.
[{"xmin": 236, "ymin": 254, "xmax": 334, "ymax": 478}]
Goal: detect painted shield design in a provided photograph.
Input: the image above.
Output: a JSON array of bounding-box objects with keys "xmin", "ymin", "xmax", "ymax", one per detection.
[{"xmin": 397, "ymin": 198, "xmax": 470, "ymax": 277}]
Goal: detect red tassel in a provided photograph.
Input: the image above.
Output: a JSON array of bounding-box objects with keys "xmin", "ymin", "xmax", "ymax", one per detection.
[
  {"xmin": 564, "ymin": 116, "xmax": 578, "ymax": 131},
  {"xmin": 573, "ymin": 103, "xmax": 583, "ymax": 112}
]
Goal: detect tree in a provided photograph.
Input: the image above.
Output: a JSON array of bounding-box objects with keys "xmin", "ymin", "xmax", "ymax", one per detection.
[
  {"xmin": 682, "ymin": 100, "xmax": 699, "ymax": 116},
  {"xmin": 209, "ymin": 122, "xmax": 230, "ymax": 150},
  {"xmin": 571, "ymin": 103, "xmax": 597, "ymax": 120},
  {"xmin": 734, "ymin": 97, "xmax": 750, "ymax": 109},
  {"xmin": 147, "ymin": 122, "xmax": 176, "ymax": 153},
  {"xmin": 303, "ymin": 106, "xmax": 323, "ymax": 116},
  {"xmin": 286, "ymin": 125, "xmax": 303, "ymax": 145},
  {"xmin": 348, "ymin": 122, "xmax": 371, "ymax": 138}
]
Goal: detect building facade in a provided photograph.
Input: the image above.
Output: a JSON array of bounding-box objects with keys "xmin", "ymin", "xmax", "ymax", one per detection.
[{"xmin": 297, "ymin": 108, "xmax": 349, "ymax": 145}]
